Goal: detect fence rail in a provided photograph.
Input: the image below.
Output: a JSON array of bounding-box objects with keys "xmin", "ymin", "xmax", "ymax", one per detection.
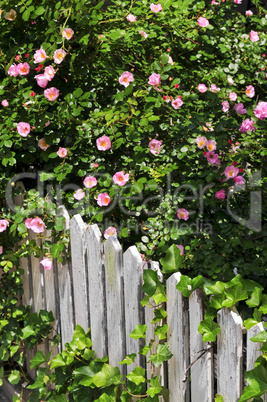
[{"xmin": 19, "ymin": 208, "xmax": 266, "ymax": 402}]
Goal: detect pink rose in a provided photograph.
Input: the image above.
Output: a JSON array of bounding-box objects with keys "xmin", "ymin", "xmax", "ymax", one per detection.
[
  {"xmin": 206, "ymin": 139, "xmax": 216, "ymax": 152},
  {"xmin": 25, "ymin": 218, "xmax": 33, "ymax": 229},
  {"xmin": 196, "ymin": 136, "xmax": 207, "ymax": 149},
  {"xmin": 229, "ymin": 92, "xmax": 237, "ymax": 101},
  {"xmin": 57, "ymin": 147, "xmax": 68, "ymax": 157},
  {"xmin": 17, "ymin": 62, "xmax": 30, "ymax": 76},
  {"xmin": 249, "ymin": 31, "xmax": 259, "ymax": 42},
  {"xmin": 30, "ymin": 217, "xmax": 46, "ymax": 233},
  {"xmin": 224, "ymin": 165, "xmax": 239, "ymax": 180},
  {"xmin": 119, "ymin": 71, "xmax": 134, "ymax": 87},
  {"xmin": 150, "ymin": 3, "xmax": 162, "ymax": 12},
  {"xmin": 176, "ymin": 245, "xmax": 184, "ymax": 256},
  {"xmin": 177, "ymin": 208, "xmax": 189, "ymax": 221},
  {"xmin": 34, "ymin": 48, "xmax": 47, "ymax": 63},
  {"xmin": 198, "ymin": 17, "xmax": 209, "ymax": 27},
  {"xmin": 1, "ymin": 100, "xmax": 9, "ymax": 107},
  {"xmin": 113, "ymin": 171, "xmax": 129, "ymax": 186},
  {"xmin": 239, "ymin": 118, "xmax": 256, "ymax": 134},
  {"xmin": 8, "ymin": 64, "xmax": 19, "ymax": 77},
  {"xmin": 38, "ymin": 138, "xmax": 50, "ymax": 151},
  {"xmin": 35, "ymin": 74, "xmax": 48, "ymax": 88},
  {"xmin": 149, "ymin": 139, "xmax": 162, "ymax": 155},
  {"xmin": 171, "ymin": 97, "xmax": 183, "ymax": 109},
  {"xmin": 104, "ymin": 226, "xmax": 117, "ymax": 239},
  {"xmin": 246, "ymin": 10, "xmax": 253, "ymax": 16},
  {"xmin": 126, "ymin": 14, "xmax": 136, "ymax": 22},
  {"xmin": 40, "ymin": 258, "xmax": 53, "ymax": 270},
  {"xmin": 215, "ymin": 190, "xmax": 225, "ymax": 200},
  {"xmin": 198, "ymin": 83, "xmax": 207, "ymax": 93},
  {"xmin": 97, "ymin": 192, "xmax": 111, "ymax": 207},
  {"xmin": 53, "ymin": 49, "xmax": 66, "ymax": 64},
  {"xmin": 234, "ymin": 176, "xmax": 246, "ymax": 186},
  {"xmin": 222, "ymin": 101, "xmax": 230, "ymax": 112},
  {"xmin": 0, "ymin": 219, "xmax": 9, "ymax": 232},
  {"xmin": 254, "ymin": 101, "xmax": 267, "ymax": 120},
  {"xmin": 96, "ymin": 136, "xmax": 111, "ymax": 151},
  {"xmin": 227, "ymin": 76, "xmax": 234, "ymax": 85},
  {"xmin": 245, "ymin": 85, "xmax": 255, "ymax": 98},
  {"xmin": 139, "ymin": 30, "xmax": 148, "ymax": 39},
  {"xmin": 234, "ymin": 103, "xmax": 247, "ymax": 114},
  {"xmin": 44, "ymin": 87, "xmax": 59, "ymax": 101},
  {"xmin": 44, "ymin": 66, "xmax": 55, "ymax": 81},
  {"xmin": 148, "ymin": 73, "xmax": 161, "ymax": 86},
  {"xmin": 210, "ymin": 84, "xmax": 220, "ymax": 93},
  {"xmin": 83, "ymin": 176, "xmax": 97, "ymax": 188},
  {"xmin": 206, "ymin": 151, "xmax": 220, "ymax": 165},
  {"xmin": 17, "ymin": 122, "xmax": 31, "ymax": 137},
  {"xmin": 63, "ymin": 28, "xmax": 74, "ymax": 40},
  {"xmin": 74, "ymin": 189, "xmax": 85, "ymax": 200}
]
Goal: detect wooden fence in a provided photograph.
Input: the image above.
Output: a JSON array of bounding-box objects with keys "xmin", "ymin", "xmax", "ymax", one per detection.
[{"xmin": 19, "ymin": 208, "xmax": 267, "ymax": 402}]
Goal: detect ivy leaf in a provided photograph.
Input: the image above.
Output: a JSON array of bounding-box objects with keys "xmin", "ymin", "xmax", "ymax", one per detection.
[
  {"xmin": 246, "ymin": 287, "xmax": 262, "ymax": 308},
  {"xmin": 126, "ymin": 366, "xmax": 146, "ymax": 386},
  {"xmin": 30, "ymin": 351, "xmax": 47, "ymax": 369},
  {"xmin": 91, "ymin": 364, "xmax": 123, "ymax": 387},
  {"xmin": 151, "ymin": 308, "xmax": 167, "ymax": 324},
  {"xmin": 154, "ymin": 324, "xmax": 168, "ymax": 340},
  {"xmin": 198, "ymin": 317, "xmax": 221, "ymax": 342},
  {"xmin": 224, "ymin": 283, "xmax": 248, "ymax": 304},
  {"xmin": 130, "ymin": 324, "xmax": 147, "ymax": 340},
  {"xmin": 8, "ymin": 370, "xmax": 20, "ymax": 385},
  {"xmin": 243, "ymin": 319, "xmax": 261, "ymax": 330},
  {"xmin": 214, "ymin": 395, "xmax": 224, "ymax": 402},
  {"xmin": 148, "ymin": 343, "xmax": 173, "ymax": 367},
  {"xmin": 119, "ymin": 353, "xmax": 137, "ymax": 365},
  {"xmin": 206, "ymin": 281, "xmax": 225, "ymax": 295},
  {"xmin": 142, "ymin": 270, "xmax": 159, "ymax": 297},
  {"xmin": 249, "ymin": 330, "xmax": 267, "ymax": 343},
  {"xmin": 147, "ymin": 376, "xmax": 162, "ymax": 397},
  {"xmin": 160, "ymin": 244, "xmax": 183, "ymax": 274},
  {"xmin": 50, "ymin": 353, "xmax": 67, "ymax": 369},
  {"xmin": 259, "ymin": 295, "xmax": 267, "ymax": 314},
  {"xmin": 239, "ymin": 364, "xmax": 267, "ymax": 401},
  {"xmin": 176, "ymin": 275, "xmax": 193, "ymax": 297}
]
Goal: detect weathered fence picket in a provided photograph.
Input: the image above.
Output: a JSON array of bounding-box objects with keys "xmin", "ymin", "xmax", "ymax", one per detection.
[{"xmin": 18, "ymin": 211, "xmax": 267, "ymax": 401}]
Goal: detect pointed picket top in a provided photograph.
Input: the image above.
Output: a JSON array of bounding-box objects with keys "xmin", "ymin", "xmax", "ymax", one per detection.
[
  {"xmin": 217, "ymin": 307, "xmax": 243, "ymax": 402},
  {"xmin": 70, "ymin": 214, "xmax": 89, "ymax": 331},
  {"xmin": 104, "ymin": 235, "xmax": 126, "ymax": 374},
  {"xmin": 85, "ymin": 224, "xmax": 107, "ymax": 358}
]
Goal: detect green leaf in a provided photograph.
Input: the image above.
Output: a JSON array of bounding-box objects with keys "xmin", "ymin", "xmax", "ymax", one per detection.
[
  {"xmin": 250, "ymin": 330, "xmax": 267, "ymax": 343},
  {"xmin": 130, "ymin": 325, "xmax": 147, "ymax": 340},
  {"xmin": 50, "ymin": 353, "xmax": 66, "ymax": 369},
  {"xmin": 176, "ymin": 275, "xmax": 193, "ymax": 297},
  {"xmin": 160, "ymin": 244, "xmax": 183, "ymax": 274},
  {"xmin": 154, "ymin": 324, "xmax": 168, "ymax": 340},
  {"xmin": 73, "ymin": 88, "xmax": 83, "ymax": 98},
  {"xmin": 8, "ymin": 370, "xmax": 20, "ymax": 385},
  {"xmin": 69, "ymin": 324, "xmax": 92, "ymax": 350},
  {"xmin": 21, "ymin": 325, "xmax": 36, "ymax": 339},
  {"xmin": 30, "ymin": 351, "xmax": 47, "ymax": 369},
  {"xmin": 126, "ymin": 366, "xmax": 146, "ymax": 385},
  {"xmin": 240, "ymin": 364, "xmax": 267, "ymax": 401},
  {"xmin": 147, "ymin": 376, "xmax": 162, "ymax": 397},
  {"xmin": 91, "ymin": 364, "xmax": 123, "ymax": 387},
  {"xmin": 259, "ymin": 295, "xmax": 267, "ymax": 314},
  {"xmin": 198, "ymin": 317, "xmax": 221, "ymax": 342},
  {"xmin": 246, "ymin": 287, "xmax": 262, "ymax": 308},
  {"xmin": 119, "ymin": 353, "xmax": 136, "ymax": 365},
  {"xmin": 148, "ymin": 343, "xmax": 173, "ymax": 367},
  {"xmin": 35, "ymin": 6, "xmax": 45, "ymax": 15},
  {"xmin": 244, "ymin": 319, "xmax": 260, "ymax": 330},
  {"xmin": 151, "ymin": 308, "xmax": 167, "ymax": 324},
  {"xmin": 206, "ymin": 281, "xmax": 225, "ymax": 295},
  {"xmin": 214, "ymin": 395, "xmax": 224, "ymax": 402},
  {"xmin": 142, "ymin": 269, "xmax": 159, "ymax": 297},
  {"xmin": 224, "ymin": 283, "xmax": 248, "ymax": 304}
]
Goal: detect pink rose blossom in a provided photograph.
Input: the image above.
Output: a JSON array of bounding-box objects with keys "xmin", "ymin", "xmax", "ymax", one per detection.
[
  {"xmin": 17, "ymin": 122, "xmax": 30, "ymax": 137},
  {"xmin": 206, "ymin": 140, "xmax": 216, "ymax": 152},
  {"xmin": 53, "ymin": 49, "xmax": 66, "ymax": 64},
  {"xmin": 149, "ymin": 139, "xmax": 162, "ymax": 155},
  {"xmin": 224, "ymin": 165, "xmax": 239, "ymax": 180},
  {"xmin": 35, "ymin": 74, "xmax": 48, "ymax": 88},
  {"xmin": 44, "ymin": 87, "xmax": 59, "ymax": 101},
  {"xmin": 30, "ymin": 217, "xmax": 46, "ymax": 233},
  {"xmin": 17, "ymin": 62, "xmax": 30, "ymax": 75},
  {"xmin": 83, "ymin": 176, "xmax": 97, "ymax": 188},
  {"xmin": 254, "ymin": 101, "xmax": 267, "ymax": 120},
  {"xmin": 38, "ymin": 138, "xmax": 50, "ymax": 151},
  {"xmin": 74, "ymin": 189, "xmax": 85, "ymax": 200},
  {"xmin": 40, "ymin": 258, "xmax": 53, "ymax": 270},
  {"xmin": 126, "ymin": 14, "xmax": 136, "ymax": 22},
  {"xmin": 104, "ymin": 226, "xmax": 117, "ymax": 239},
  {"xmin": 196, "ymin": 136, "xmax": 207, "ymax": 149},
  {"xmin": 229, "ymin": 92, "xmax": 237, "ymax": 101},
  {"xmin": 246, "ymin": 10, "xmax": 253, "ymax": 16},
  {"xmin": 234, "ymin": 0, "xmax": 242, "ymax": 3},
  {"xmin": 1, "ymin": 100, "xmax": 9, "ymax": 107},
  {"xmin": 15, "ymin": 55, "xmax": 20, "ymax": 61},
  {"xmin": 168, "ymin": 56, "xmax": 174, "ymax": 65},
  {"xmin": 25, "ymin": 218, "xmax": 33, "ymax": 229},
  {"xmin": 198, "ymin": 17, "xmax": 209, "ymax": 27},
  {"xmin": 227, "ymin": 76, "xmax": 234, "ymax": 85},
  {"xmin": 176, "ymin": 244, "xmax": 184, "ymax": 256},
  {"xmin": 245, "ymin": 85, "xmax": 255, "ymax": 98},
  {"xmin": 139, "ymin": 30, "xmax": 148, "ymax": 39},
  {"xmin": 239, "ymin": 118, "xmax": 256, "ymax": 134},
  {"xmin": 210, "ymin": 84, "xmax": 220, "ymax": 93},
  {"xmin": 234, "ymin": 176, "xmax": 246, "ymax": 186},
  {"xmin": 198, "ymin": 83, "xmax": 208, "ymax": 93},
  {"xmin": 44, "ymin": 66, "xmax": 55, "ymax": 81},
  {"xmin": 234, "ymin": 103, "xmax": 247, "ymax": 114},
  {"xmin": 34, "ymin": 47, "xmax": 47, "ymax": 63},
  {"xmin": 150, "ymin": 3, "xmax": 162, "ymax": 12},
  {"xmin": 119, "ymin": 71, "xmax": 134, "ymax": 87},
  {"xmin": 96, "ymin": 136, "xmax": 111, "ymax": 151},
  {"xmin": 205, "ymin": 122, "xmax": 214, "ymax": 131},
  {"xmin": 63, "ymin": 28, "xmax": 74, "ymax": 40},
  {"xmin": 113, "ymin": 171, "xmax": 129, "ymax": 186},
  {"xmin": 57, "ymin": 147, "xmax": 68, "ymax": 157},
  {"xmin": 148, "ymin": 73, "xmax": 161, "ymax": 86},
  {"xmin": 206, "ymin": 151, "xmax": 220, "ymax": 165},
  {"xmin": 215, "ymin": 190, "xmax": 225, "ymax": 200},
  {"xmin": 0, "ymin": 219, "xmax": 9, "ymax": 232},
  {"xmin": 249, "ymin": 31, "xmax": 259, "ymax": 42},
  {"xmin": 8, "ymin": 64, "xmax": 19, "ymax": 77},
  {"xmin": 0, "ymin": 246, "xmax": 3, "ymax": 254},
  {"xmin": 97, "ymin": 192, "xmax": 111, "ymax": 207},
  {"xmin": 171, "ymin": 97, "xmax": 183, "ymax": 109},
  {"xmin": 222, "ymin": 101, "xmax": 230, "ymax": 112},
  {"xmin": 177, "ymin": 208, "xmax": 189, "ymax": 221}
]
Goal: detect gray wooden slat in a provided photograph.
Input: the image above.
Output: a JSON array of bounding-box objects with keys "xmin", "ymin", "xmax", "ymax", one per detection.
[
  {"xmin": 21, "ymin": 251, "xmax": 32, "ymax": 309},
  {"xmin": 104, "ymin": 236, "xmax": 126, "ymax": 374},
  {"xmin": 189, "ymin": 289, "xmax": 213, "ymax": 402},
  {"xmin": 123, "ymin": 246, "xmax": 144, "ymax": 375},
  {"xmin": 166, "ymin": 272, "xmax": 190, "ymax": 402},
  {"xmin": 70, "ymin": 214, "xmax": 89, "ymax": 331},
  {"xmin": 85, "ymin": 224, "xmax": 107, "ymax": 358},
  {"xmin": 217, "ymin": 307, "xmax": 243, "ymax": 402}
]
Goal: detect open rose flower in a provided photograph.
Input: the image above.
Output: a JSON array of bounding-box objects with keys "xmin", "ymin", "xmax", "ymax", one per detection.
[
  {"xmin": 198, "ymin": 17, "xmax": 209, "ymax": 27},
  {"xmin": 177, "ymin": 208, "xmax": 189, "ymax": 221},
  {"xmin": 249, "ymin": 31, "xmax": 259, "ymax": 42},
  {"xmin": 57, "ymin": 147, "xmax": 68, "ymax": 157},
  {"xmin": 206, "ymin": 151, "xmax": 220, "ymax": 165},
  {"xmin": 206, "ymin": 140, "xmax": 216, "ymax": 152},
  {"xmin": 229, "ymin": 92, "xmax": 237, "ymax": 101},
  {"xmin": 44, "ymin": 87, "xmax": 59, "ymax": 101},
  {"xmin": 215, "ymin": 190, "xmax": 225, "ymax": 200},
  {"xmin": 234, "ymin": 176, "xmax": 246, "ymax": 186},
  {"xmin": 245, "ymin": 85, "xmax": 255, "ymax": 98},
  {"xmin": 83, "ymin": 176, "xmax": 97, "ymax": 188},
  {"xmin": 44, "ymin": 66, "xmax": 55, "ymax": 81},
  {"xmin": 34, "ymin": 47, "xmax": 47, "ymax": 63},
  {"xmin": 210, "ymin": 84, "xmax": 220, "ymax": 93},
  {"xmin": 40, "ymin": 258, "xmax": 53, "ymax": 270},
  {"xmin": 254, "ymin": 101, "xmax": 267, "ymax": 120},
  {"xmin": 150, "ymin": 3, "xmax": 162, "ymax": 12},
  {"xmin": 149, "ymin": 139, "xmax": 162, "ymax": 155},
  {"xmin": 148, "ymin": 73, "xmax": 161, "ymax": 86},
  {"xmin": 198, "ymin": 83, "xmax": 207, "ymax": 93},
  {"xmin": 222, "ymin": 101, "xmax": 230, "ymax": 112},
  {"xmin": 0, "ymin": 219, "xmax": 9, "ymax": 232},
  {"xmin": 234, "ymin": 103, "xmax": 247, "ymax": 114},
  {"xmin": 1, "ymin": 100, "xmax": 9, "ymax": 107},
  {"xmin": 196, "ymin": 136, "xmax": 207, "ymax": 149},
  {"xmin": 35, "ymin": 74, "xmax": 48, "ymax": 88},
  {"xmin": 96, "ymin": 135, "xmax": 111, "ymax": 151},
  {"xmin": 25, "ymin": 218, "xmax": 33, "ymax": 229},
  {"xmin": 74, "ymin": 189, "xmax": 85, "ymax": 200},
  {"xmin": 126, "ymin": 14, "xmax": 136, "ymax": 22},
  {"xmin": 17, "ymin": 62, "xmax": 30, "ymax": 75},
  {"xmin": 224, "ymin": 165, "xmax": 239, "ymax": 180},
  {"xmin": 38, "ymin": 138, "xmax": 50, "ymax": 151},
  {"xmin": 53, "ymin": 49, "xmax": 66, "ymax": 64},
  {"xmin": 119, "ymin": 71, "xmax": 134, "ymax": 87},
  {"xmin": 239, "ymin": 118, "xmax": 256, "ymax": 134},
  {"xmin": 97, "ymin": 192, "xmax": 111, "ymax": 206},
  {"xmin": 8, "ymin": 64, "xmax": 19, "ymax": 77},
  {"xmin": 246, "ymin": 10, "xmax": 253, "ymax": 16},
  {"xmin": 113, "ymin": 171, "xmax": 129, "ymax": 186},
  {"xmin": 139, "ymin": 30, "xmax": 148, "ymax": 39},
  {"xmin": 63, "ymin": 28, "xmax": 74, "ymax": 40},
  {"xmin": 30, "ymin": 217, "xmax": 46, "ymax": 233},
  {"xmin": 176, "ymin": 244, "xmax": 184, "ymax": 256},
  {"xmin": 104, "ymin": 226, "xmax": 117, "ymax": 239},
  {"xmin": 17, "ymin": 122, "xmax": 30, "ymax": 137},
  {"xmin": 171, "ymin": 97, "xmax": 183, "ymax": 109}
]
